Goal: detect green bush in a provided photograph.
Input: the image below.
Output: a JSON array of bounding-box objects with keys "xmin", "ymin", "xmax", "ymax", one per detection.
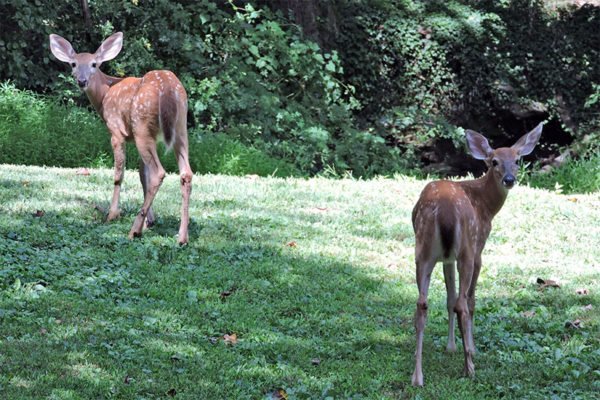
[
  {"xmin": 1, "ymin": 0, "xmax": 599, "ymax": 178},
  {"xmin": 0, "ymin": 82, "xmax": 298, "ymax": 177},
  {"xmin": 0, "ymin": 0, "xmax": 407, "ymax": 177},
  {"xmin": 0, "ymin": 81, "xmax": 109, "ymax": 167},
  {"xmin": 522, "ymin": 151, "xmax": 600, "ymax": 194},
  {"xmin": 336, "ymin": 0, "xmax": 600, "ymax": 146}
]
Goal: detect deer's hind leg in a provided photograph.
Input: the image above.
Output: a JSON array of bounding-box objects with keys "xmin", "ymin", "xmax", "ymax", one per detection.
[
  {"xmin": 412, "ymin": 238, "xmax": 437, "ymax": 387},
  {"xmin": 129, "ymin": 129, "xmax": 165, "ymax": 239},
  {"xmin": 443, "ymin": 261, "xmax": 458, "ymax": 353},
  {"xmin": 139, "ymin": 159, "xmax": 156, "ymax": 229},
  {"xmin": 455, "ymin": 252, "xmax": 475, "ymax": 377},
  {"xmin": 172, "ymin": 112, "xmax": 192, "ymax": 244}
]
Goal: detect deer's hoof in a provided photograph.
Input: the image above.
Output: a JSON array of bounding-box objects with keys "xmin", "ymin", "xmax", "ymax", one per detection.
[
  {"xmin": 465, "ymin": 360, "xmax": 475, "ymax": 377},
  {"xmin": 106, "ymin": 212, "xmax": 120, "ymax": 222},
  {"xmin": 128, "ymin": 230, "xmax": 142, "ymax": 239},
  {"xmin": 177, "ymin": 235, "xmax": 189, "ymax": 245},
  {"xmin": 412, "ymin": 369, "xmax": 424, "ymax": 387}
]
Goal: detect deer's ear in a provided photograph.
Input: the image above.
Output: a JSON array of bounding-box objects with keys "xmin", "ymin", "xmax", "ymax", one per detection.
[
  {"xmin": 94, "ymin": 32, "xmax": 123, "ymax": 63},
  {"xmin": 512, "ymin": 122, "xmax": 543, "ymax": 156},
  {"xmin": 49, "ymin": 34, "xmax": 76, "ymax": 63},
  {"xmin": 465, "ymin": 129, "xmax": 493, "ymax": 160}
]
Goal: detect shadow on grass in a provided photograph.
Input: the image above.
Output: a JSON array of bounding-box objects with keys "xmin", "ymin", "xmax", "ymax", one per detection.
[
  {"xmin": 1, "ymin": 179, "xmax": 599, "ymax": 399},
  {"xmin": 0, "ymin": 206, "xmax": 419, "ymax": 399}
]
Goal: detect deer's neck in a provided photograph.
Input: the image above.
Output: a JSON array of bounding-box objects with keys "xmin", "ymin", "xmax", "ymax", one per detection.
[
  {"xmin": 462, "ymin": 170, "xmax": 508, "ymax": 221},
  {"xmin": 85, "ymin": 70, "xmax": 125, "ymax": 118}
]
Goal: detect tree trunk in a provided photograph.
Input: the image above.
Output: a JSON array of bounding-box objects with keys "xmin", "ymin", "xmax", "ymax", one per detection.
[{"xmin": 80, "ymin": 0, "xmax": 92, "ymax": 41}]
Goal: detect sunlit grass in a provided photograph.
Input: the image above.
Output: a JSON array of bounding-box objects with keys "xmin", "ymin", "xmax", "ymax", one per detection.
[{"xmin": 0, "ymin": 164, "xmax": 599, "ymax": 399}]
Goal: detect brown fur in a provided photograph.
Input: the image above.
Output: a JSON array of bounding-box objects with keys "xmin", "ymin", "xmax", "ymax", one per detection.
[
  {"xmin": 49, "ymin": 32, "xmax": 193, "ymax": 244},
  {"xmin": 410, "ymin": 124, "xmax": 543, "ymax": 386}
]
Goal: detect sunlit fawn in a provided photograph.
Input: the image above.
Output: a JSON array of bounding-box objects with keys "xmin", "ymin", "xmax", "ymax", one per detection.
[{"xmin": 411, "ymin": 123, "xmax": 543, "ymax": 386}]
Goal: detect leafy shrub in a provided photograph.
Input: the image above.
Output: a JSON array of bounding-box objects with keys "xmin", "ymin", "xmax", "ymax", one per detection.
[
  {"xmin": 0, "ymin": 82, "xmax": 297, "ymax": 177},
  {"xmin": 1, "ymin": 0, "xmax": 407, "ymax": 177},
  {"xmin": 523, "ymin": 151, "xmax": 600, "ymax": 194},
  {"xmin": 0, "ymin": 81, "xmax": 109, "ymax": 167},
  {"xmin": 2, "ymin": 0, "xmax": 599, "ymax": 177},
  {"xmin": 335, "ymin": 0, "xmax": 600, "ymax": 169}
]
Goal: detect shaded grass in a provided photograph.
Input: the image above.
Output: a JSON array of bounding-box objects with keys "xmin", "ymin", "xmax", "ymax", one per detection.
[{"xmin": 0, "ymin": 165, "xmax": 599, "ymax": 399}]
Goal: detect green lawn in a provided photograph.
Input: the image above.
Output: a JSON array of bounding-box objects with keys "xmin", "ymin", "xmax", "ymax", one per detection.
[{"xmin": 0, "ymin": 164, "xmax": 599, "ymax": 399}]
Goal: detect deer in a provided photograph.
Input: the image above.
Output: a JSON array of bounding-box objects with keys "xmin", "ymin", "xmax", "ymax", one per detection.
[
  {"xmin": 49, "ymin": 32, "xmax": 193, "ymax": 244},
  {"xmin": 410, "ymin": 123, "xmax": 543, "ymax": 386}
]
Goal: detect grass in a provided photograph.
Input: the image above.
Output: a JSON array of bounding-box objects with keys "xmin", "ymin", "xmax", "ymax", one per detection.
[
  {"xmin": 0, "ymin": 82, "xmax": 298, "ymax": 178},
  {"xmin": 0, "ymin": 164, "xmax": 599, "ymax": 399}
]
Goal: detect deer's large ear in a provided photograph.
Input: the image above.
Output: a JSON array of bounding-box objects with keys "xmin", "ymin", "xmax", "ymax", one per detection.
[
  {"xmin": 512, "ymin": 122, "xmax": 543, "ymax": 156},
  {"xmin": 49, "ymin": 34, "xmax": 77, "ymax": 63},
  {"xmin": 465, "ymin": 129, "xmax": 494, "ymax": 160},
  {"xmin": 94, "ymin": 32, "xmax": 123, "ymax": 63}
]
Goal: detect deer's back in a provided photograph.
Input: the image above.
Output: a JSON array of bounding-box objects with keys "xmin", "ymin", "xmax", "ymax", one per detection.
[
  {"xmin": 102, "ymin": 71, "xmax": 186, "ymax": 141},
  {"xmin": 413, "ymin": 180, "xmax": 480, "ymax": 261}
]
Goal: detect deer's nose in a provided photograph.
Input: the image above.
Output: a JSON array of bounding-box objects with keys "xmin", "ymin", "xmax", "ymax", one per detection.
[
  {"xmin": 502, "ymin": 175, "xmax": 515, "ymax": 188},
  {"xmin": 77, "ymin": 79, "xmax": 88, "ymax": 89}
]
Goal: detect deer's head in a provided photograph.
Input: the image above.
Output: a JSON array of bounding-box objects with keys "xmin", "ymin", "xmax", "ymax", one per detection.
[
  {"xmin": 49, "ymin": 32, "xmax": 123, "ymax": 91},
  {"xmin": 466, "ymin": 123, "xmax": 543, "ymax": 190}
]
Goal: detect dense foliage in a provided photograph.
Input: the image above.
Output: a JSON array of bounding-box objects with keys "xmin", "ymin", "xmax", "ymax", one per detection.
[
  {"xmin": 334, "ymin": 0, "xmax": 600, "ymax": 169},
  {"xmin": 0, "ymin": 82, "xmax": 297, "ymax": 177},
  {"xmin": 0, "ymin": 0, "xmax": 598, "ymax": 180}
]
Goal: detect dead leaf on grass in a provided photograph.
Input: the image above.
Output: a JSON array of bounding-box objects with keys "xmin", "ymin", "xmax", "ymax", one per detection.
[
  {"xmin": 565, "ymin": 319, "xmax": 582, "ymax": 329},
  {"xmin": 220, "ymin": 288, "xmax": 235, "ymax": 301},
  {"xmin": 311, "ymin": 359, "xmax": 321, "ymax": 365},
  {"xmin": 567, "ymin": 197, "xmax": 578, "ymax": 203},
  {"xmin": 522, "ymin": 311, "xmax": 536, "ymax": 317},
  {"xmin": 167, "ymin": 388, "xmax": 177, "ymax": 397},
  {"xmin": 32, "ymin": 210, "xmax": 44, "ymax": 218},
  {"xmin": 581, "ymin": 304, "xmax": 593, "ymax": 311},
  {"xmin": 575, "ymin": 287, "xmax": 589, "ymax": 295},
  {"xmin": 271, "ymin": 389, "xmax": 288, "ymax": 399},
  {"xmin": 284, "ymin": 241, "xmax": 297, "ymax": 247},
  {"xmin": 76, "ymin": 167, "xmax": 90, "ymax": 175},
  {"xmin": 245, "ymin": 174, "xmax": 259, "ymax": 180},
  {"xmin": 537, "ymin": 278, "xmax": 560, "ymax": 290},
  {"xmin": 124, "ymin": 375, "xmax": 131, "ymax": 384},
  {"xmin": 223, "ymin": 333, "xmax": 238, "ymax": 345}
]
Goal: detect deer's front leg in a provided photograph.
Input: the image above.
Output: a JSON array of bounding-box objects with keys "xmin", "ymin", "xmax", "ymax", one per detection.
[{"xmin": 107, "ymin": 135, "xmax": 125, "ymax": 221}]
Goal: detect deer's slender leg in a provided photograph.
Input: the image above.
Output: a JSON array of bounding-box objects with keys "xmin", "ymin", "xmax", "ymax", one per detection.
[
  {"xmin": 107, "ymin": 135, "xmax": 125, "ymax": 221},
  {"xmin": 443, "ymin": 262, "xmax": 458, "ymax": 353},
  {"xmin": 467, "ymin": 255, "xmax": 482, "ymax": 355},
  {"xmin": 173, "ymin": 128, "xmax": 192, "ymax": 244},
  {"xmin": 456, "ymin": 252, "xmax": 475, "ymax": 377},
  {"xmin": 129, "ymin": 134, "xmax": 165, "ymax": 239},
  {"xmin": 412, "ymin": 252, "xmax": 436, "ymax": 387},
  {"xmin": 139, "ymin": 159, "xmax": 155, "ymax": 228}
]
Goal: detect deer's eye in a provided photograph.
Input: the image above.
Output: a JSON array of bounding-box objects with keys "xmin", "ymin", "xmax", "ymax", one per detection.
[
  {"xmin": 492, "ymin": 159, "xmax": 499, "ymax": 167},
  {"xmin": 70, "ymin": 62, "xmax": 76, "ymax": 68},
  {"xmin": 92, "ymin": 62, "xmax": 97, "ymax": 68}
]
